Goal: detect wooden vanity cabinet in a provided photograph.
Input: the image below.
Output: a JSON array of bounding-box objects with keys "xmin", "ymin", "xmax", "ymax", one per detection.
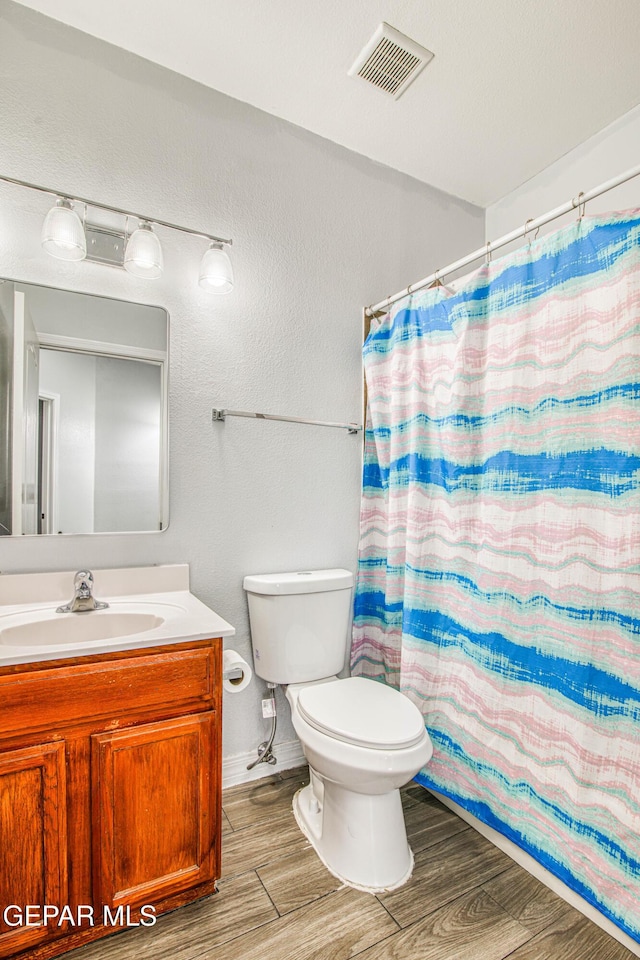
[
  {"xmin": 0, "ymin": 742, "xmax": 68, "ymax": 957},
  {"xmin": 0, "ymin": 639, "xmax": 222, "ymax": 960}
]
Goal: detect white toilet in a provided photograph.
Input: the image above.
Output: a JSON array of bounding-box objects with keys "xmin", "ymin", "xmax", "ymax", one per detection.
[{"xmin": 243, "ymin": 568, "xmax": 433, "ymax": 892}]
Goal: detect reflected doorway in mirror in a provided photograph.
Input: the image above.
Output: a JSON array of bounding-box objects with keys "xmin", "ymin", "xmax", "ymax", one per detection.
[{"xmin": 0, "ymin": 278, "xmax": 168, "ymax": 536}]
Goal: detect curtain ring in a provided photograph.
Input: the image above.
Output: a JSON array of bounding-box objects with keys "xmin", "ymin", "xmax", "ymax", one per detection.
[
  {"xmin": 575, "ymin": 191, "xmax": 586, "ymax": 219},
  {"xmin": 524, "ymin": 218, "xmax": 540, "ymax": 246},
  {"xmin": 485, "ymin": 241, "xmax": 492, "ymax": 264}
]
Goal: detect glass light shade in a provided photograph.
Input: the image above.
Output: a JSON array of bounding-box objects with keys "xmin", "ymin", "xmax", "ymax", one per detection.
[
  {"xmin": 41, "ymin": 198, "xmax": 86, "ymax": 261},
  {"xmin": 124, "ymin": 222, "xmax": 163, "ymax": 279},
  {"xmin": 199, "ymin": 243, "xmax": 234, "ymax": 293}
]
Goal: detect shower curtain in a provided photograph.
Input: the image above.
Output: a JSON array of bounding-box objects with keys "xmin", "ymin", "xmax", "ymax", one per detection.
[{"xmin": 351, "ymin": 210, "xmax": 640, "ymax": 942}]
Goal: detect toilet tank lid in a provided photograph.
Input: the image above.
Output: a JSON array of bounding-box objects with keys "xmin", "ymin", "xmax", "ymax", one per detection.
[{"xmin": 243, "ymin": 569, "xmax": 354, "ymax": 595}]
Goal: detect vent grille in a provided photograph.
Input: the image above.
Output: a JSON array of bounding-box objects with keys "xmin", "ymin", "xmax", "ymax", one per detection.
[
  {"xmin": 358, "ymin": 37, "xmax": 421, "ymax": 96},
  {"xmin": 349, "ymin": 23, "xmax": 434, "ymax": 100}
]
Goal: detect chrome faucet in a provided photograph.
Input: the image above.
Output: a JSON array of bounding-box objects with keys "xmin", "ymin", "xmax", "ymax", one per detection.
[{"xmin": 56, "ymin": 570, "xmax": 109, "ymax": 614}]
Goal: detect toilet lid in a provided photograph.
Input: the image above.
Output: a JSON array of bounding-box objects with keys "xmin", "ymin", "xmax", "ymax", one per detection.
[{"xmin": 297, "ymin": 677, "xmax": 426, "ymax": 750}]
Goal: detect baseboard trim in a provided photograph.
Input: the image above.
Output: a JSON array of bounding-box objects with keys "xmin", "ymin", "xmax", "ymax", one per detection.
[
  {"xmin": 222, "ymin": 738, "xmax": 306, "ymax": 789},
  {"xmin": 431, "ymin": 789, "xmax": 640, "ymax": 957}
]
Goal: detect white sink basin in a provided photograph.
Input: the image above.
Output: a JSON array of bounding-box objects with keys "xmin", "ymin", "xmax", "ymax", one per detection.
[
  {"xmin": 0, "ymin": 610, "xmax": 166, "ymax": 647},
  {"xmin": 0, "ymin": 565, "xmax": 235, "ymax": 666}
]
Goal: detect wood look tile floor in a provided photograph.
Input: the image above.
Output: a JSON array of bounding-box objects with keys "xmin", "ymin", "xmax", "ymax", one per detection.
[{"xmin": 69, "ymin": 765, "xmax": 637, "ymax": 960}]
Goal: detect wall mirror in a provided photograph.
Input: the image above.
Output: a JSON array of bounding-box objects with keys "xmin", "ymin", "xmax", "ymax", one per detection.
[{"xmin": 0, "ymin": 280, "xmax": 168, "ymax": 536}]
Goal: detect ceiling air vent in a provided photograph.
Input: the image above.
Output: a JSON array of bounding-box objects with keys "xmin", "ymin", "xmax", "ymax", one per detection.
[{"xmin": 348, "ymin": 22, "xmax": 434, "ymax": 100}]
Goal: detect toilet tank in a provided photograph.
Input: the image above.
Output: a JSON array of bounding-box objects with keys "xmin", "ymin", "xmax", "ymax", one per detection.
[{"xmin": 243, "ymin": 569, "xmax": 354, "ymax": 684}]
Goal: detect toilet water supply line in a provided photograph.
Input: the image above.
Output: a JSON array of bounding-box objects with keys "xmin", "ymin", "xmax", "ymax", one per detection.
[{"xmin": 247, "ymin": 682, "xmax": 279, "ymax": 769}]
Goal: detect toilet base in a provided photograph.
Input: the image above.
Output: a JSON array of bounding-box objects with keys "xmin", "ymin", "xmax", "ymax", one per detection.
[{"xmin": 293, "ymin": 778, "xmax": 414, "ymax": 893}]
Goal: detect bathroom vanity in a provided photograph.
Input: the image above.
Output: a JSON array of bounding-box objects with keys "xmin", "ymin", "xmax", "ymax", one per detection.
[{"xmin": 0, "ymin": 565, "xmax": 235, "ymax": 960}]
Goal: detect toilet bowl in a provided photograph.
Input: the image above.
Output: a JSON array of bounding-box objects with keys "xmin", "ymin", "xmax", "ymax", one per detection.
[
  {"xmin": 287, "ymin": 676, "xmax": 433, "ymax": 890},
  {"xmin": 243, "ymin": 568, "xmax": 433, "ymax": 892}
]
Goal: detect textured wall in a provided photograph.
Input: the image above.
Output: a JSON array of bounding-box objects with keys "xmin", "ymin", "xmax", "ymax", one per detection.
[
  {"xmin": 487, "ymin": 103, "xmax": 640, "ymax": 243},
  {"xmin": 0, "ymin": 0, "xmax": 484, "ymax": 762}
]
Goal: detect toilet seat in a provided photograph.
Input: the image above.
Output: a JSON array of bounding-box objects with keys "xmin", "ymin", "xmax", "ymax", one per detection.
[{"xmin": 296, "ymin": 676, "xmax": 426, "ymax": 750}]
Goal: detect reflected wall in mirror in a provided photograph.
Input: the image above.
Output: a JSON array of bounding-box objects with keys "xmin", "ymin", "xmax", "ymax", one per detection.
[{"xmin": 0, "ymin": 280, "xmax": 168, "ymax": 536}]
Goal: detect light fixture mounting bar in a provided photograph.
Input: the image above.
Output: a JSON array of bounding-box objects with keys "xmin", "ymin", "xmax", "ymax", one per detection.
[
  {"xmin": 85, "ymin": 224, "xmax": 126, "ymax": 267},
  {"xmin": 0, "ymin": 172, "xmax": 232, "ymax": 246}
]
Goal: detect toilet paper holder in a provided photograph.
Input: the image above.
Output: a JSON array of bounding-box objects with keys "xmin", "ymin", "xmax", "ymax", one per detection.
[
  {"xmin": 222, "ymin": 649, "xmax": 253, "ymax": 693},
  {"xmin": 224, "ymin": 666, "xmax": 244, "ymax": 683}
]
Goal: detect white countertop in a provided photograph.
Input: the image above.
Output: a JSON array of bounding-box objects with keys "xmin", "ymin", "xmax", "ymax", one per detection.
[{"xmin": 0, "ymin": 564, "xmax": 235, "ymax": 667}]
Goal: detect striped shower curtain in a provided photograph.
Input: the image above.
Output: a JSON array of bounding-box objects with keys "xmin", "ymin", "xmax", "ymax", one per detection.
[{"xmin": 351, "ymin": 210, "xmax": 640, "ymax": 943}]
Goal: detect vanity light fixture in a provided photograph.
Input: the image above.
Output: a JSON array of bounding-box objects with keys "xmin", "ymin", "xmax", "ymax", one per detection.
[
  {"xmin": 199, "ymin": 242, "xmax": 234, "ymax": 293},
  {"xmin": 124, "ymin": 221, "xmax": 164, "ymax": 279},
  {"xmin": 1, "ymin": 172, "xmax": 233, "ymax": 293},
  {"xmin": 41, "ymin": 198, "xmax": 87, "ymax": 262}
]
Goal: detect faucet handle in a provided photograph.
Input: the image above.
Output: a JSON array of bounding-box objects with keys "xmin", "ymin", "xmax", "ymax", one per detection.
[
  {"xmin": 73, "ymin": 570, "xmax": 94, "ymax": 597},
  {"xmin": 56, "ymin": 569, "xmax": 108, "ymax": 614}
]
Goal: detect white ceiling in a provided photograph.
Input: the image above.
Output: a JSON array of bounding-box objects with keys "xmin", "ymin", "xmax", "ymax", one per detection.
[{"xmin": 12, "ymin": 0, "xmax": 640, "ymax": 207}]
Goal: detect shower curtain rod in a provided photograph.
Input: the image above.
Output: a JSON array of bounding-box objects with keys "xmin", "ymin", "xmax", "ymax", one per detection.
[{"xmin": 365, "ymin": 162, "xmax": 640, "ymax": 318}]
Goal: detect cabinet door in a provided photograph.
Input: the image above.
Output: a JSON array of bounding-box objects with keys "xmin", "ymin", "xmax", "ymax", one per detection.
[
  {"xmin": 0, "ymin": 742, "xmax": 68, "ymax": 958},
  {"xmin": 92, "ymin": 712, "xmax": 218, "ymax": 910}
]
